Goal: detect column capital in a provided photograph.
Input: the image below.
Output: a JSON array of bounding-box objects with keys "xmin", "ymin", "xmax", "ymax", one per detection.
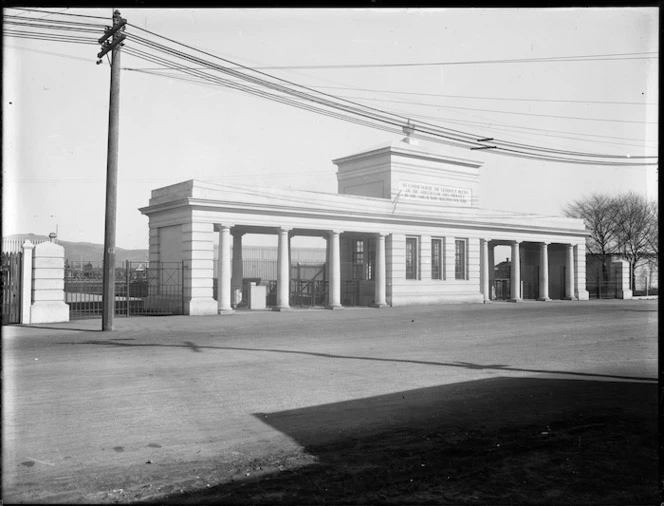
[
  {"xmin": 22, "ymin": 240, "xmax": 35, "ymax": 251},
  {"xmin": 231, "ymin": 229, "xmax": 245, "ymax": 238},
  {"xmin": 214, "ymin": 224, "xmax": 233, "ymax": 232},
  {"xmin": 511, "ymin": 240, "xmax": 522, "ymax": 246},
  {"xmin": 375, "ymin": 232, "xmax": 388, "ymax": 238},
  {"xmin": 540, "ymin": 241, "xmax": 550, "ymax": 246},
  {"xmin": 480, "ymin": 238, "xmax": 492, "ymax": 244},
  {"xmin": 328, "ymin": 229, "xmax": 342, "ymax": 237},
  {"xmin": 277, "ymin": 227, "xmax": 291, "ymax": 234}
]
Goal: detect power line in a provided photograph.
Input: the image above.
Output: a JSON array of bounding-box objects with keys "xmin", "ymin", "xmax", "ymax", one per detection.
[
  {"xmin": 333, "ymin": 94, "xmax": 658, "ymax": 125},
  {"xmin": 4, "ymin": 16, "xmax": 657, "ymax": 167},
  {"xmin": 129, "ymin": 66, "xmax": 658, "ymax": 150},
  {"xmin": 121, "ymin": 51, "xmax": 657, "ymax": 70},
  {"xmin": 119, "ymin": 33, "xmax": 657, "ymax": 165},
  {"xmin": 6, "ymin": 7, "xmax": 109, "ymax": 20},
  {"xmin": 304, "ymin": 85, "xmax": 658, "ymax": 107}
]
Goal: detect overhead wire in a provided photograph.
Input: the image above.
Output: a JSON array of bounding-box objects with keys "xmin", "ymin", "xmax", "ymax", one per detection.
[
  {"xmin": 121, "ymin": 24, "xmax": 658, "ymax": 165},
  {"xmin": 130, "ymin": 66, "xmax": 658, "ymax": 150},
  {"xmin": 3, "ymin": 10, "xmax": 657, "ymax": 167}
]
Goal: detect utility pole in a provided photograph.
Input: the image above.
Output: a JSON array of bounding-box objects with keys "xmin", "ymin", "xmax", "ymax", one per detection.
[{"xmin": 99, "ymin": 10, "xmax": 127, "ymax": 331}]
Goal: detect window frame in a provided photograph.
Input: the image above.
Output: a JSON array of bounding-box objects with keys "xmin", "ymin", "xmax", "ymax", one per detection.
[
  {"xmin": 431, "ymin": 237, "xmax": 444, "ymax": 280},
  {"xmin": 405, "ymin": 236, "xmax": 419, "ymax": 280},
  {"xmin": 455, "ymin": 238, "xmax": 468, "ymax": 280}
]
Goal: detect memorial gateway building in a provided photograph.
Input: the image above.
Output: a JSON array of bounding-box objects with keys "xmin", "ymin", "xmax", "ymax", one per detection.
[{"xmin": 140, "ymin": 139, "xmax": 590, "ymax": 315}]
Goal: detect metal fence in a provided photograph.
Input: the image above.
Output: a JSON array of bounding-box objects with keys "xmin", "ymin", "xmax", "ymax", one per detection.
[
  {"xmin": 586, "ymin": 281, "xmax": 618, "ymax": 299},
  {"xmin": 1, "ymin": 252, "xmax": 22, "ymax": 324},
  {"xmin": 65, "ymin": 260, "xmax": 184, "ymax": 319}
]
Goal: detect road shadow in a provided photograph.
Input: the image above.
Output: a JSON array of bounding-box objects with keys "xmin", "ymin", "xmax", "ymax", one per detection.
[
  {"xmin": 149, "ymin": 377, "xmax": 658, "ymax": 505},
  {"xmin": 65, "ymin": 339, "xmax": 656, "ymax": 383}
]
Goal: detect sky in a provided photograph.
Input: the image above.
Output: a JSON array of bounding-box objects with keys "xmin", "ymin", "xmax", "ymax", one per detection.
[{"xmin": 3, "ymin": 7, "xmax": 659, "ymax": 250}]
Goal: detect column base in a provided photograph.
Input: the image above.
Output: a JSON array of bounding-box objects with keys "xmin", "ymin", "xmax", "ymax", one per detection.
[
  {"xmin": 370, "ymin": 302, "xmax": 388, "ymax": 308},
  {"xmin": 186, "ymin": 298, "xmax": 219, "ymax": 316},
  {"xmin": 218, "ymin": 308, "xmax": 235, "ymax": 315},
  {"xmin": 325, "ymin": 304, "xmax": 345, "ymax": 310},
  {"xmin": 272, "ymin": 306, "xmax": 293, "ymax": 312},
  {"xmin": 536, "ymin": 297, "xmax": 551, "ymax": 302},
  {"xmin": 563, "ymin": 296, "xmax": 577, "ymax": 301},
  {"xmin": 510, "ymin": 298, "xmax": 523, "ymax": 303},
  {"xmin": 30, "ymin": 301, "xmax": 69, "ymax": 324},
  {"xmin": 575, "ymin": 290, "xmax": 590, "ymax": 301},
  {"xmin": 483, "ymin": 298, "xmax": 492, "ymax": 304}
]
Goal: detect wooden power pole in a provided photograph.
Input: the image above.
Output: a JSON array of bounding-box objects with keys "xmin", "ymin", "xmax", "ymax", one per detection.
[{"xmin": 99, "ymin": 10, "xmax": 126, "ymax": 331}]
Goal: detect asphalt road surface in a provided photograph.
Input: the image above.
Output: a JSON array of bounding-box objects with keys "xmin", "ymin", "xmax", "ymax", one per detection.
[{"xmin": 2, "ymin": 299, "xmax": 657, "ymax": 503}]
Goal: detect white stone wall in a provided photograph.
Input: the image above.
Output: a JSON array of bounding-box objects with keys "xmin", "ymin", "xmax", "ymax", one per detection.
[{"xmin": 30, "ymin": 241, "xmax": 69, "ymax": 324}]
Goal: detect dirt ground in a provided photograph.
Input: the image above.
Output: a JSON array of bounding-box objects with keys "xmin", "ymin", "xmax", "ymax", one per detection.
[{"xmin": 2, "ymin": 299, "xmax": 658, "ymax": 504}]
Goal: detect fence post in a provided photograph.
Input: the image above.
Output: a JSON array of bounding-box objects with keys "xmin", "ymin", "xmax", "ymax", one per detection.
[
  {"xmin": 125, "ymin": 260, "xmax": 130, "ymax": 317},
  {"xmin": 20, "ymin": 241, "xmax": 35, "ymax": 324}
]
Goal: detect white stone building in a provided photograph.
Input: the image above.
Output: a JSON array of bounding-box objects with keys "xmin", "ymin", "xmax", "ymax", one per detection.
[{"xmin": 139, "ymin": 140, "xmax": 590, "ymax": 314}]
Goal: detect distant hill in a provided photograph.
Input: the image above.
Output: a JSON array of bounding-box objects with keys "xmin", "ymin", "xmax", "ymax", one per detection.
[{"xmin": 3, "ymin": 234, "xmax": 148, "ymax": 264}]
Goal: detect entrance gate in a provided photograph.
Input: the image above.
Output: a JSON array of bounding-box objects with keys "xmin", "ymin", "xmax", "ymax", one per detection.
[
  {"xmin": 65, "ymin": 261, "xmax": 184, "ymax": 319},
  {"xmin": 1, "ymin": 252, "xmax": 22, "ymax": 324}
]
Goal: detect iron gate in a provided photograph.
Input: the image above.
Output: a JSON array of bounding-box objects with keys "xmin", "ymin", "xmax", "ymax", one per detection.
[
  {"xmin": 65, "ymin": 260, "xmax": 184, "ymax": 319},
  {"xmin": 1, "ymin": 252, "xmax": 22, "ymax": 324}
]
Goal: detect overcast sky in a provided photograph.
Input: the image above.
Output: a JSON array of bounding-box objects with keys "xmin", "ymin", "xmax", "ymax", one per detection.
[{"xmin": 3, "ymin": 7, "xmax": 658, "ymax": 249}]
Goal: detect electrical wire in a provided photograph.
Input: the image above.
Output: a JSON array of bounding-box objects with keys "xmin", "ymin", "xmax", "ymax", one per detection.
[
  {"xmin": 4, "ymin": 13, "xmax": 657, "ymax": 167},
  {"xmin": 294, "ymin": 85, "xmax": 658, "ymax": 107},
  {"xmin": 120, "ymin": 26, "xmax": 658, "ymax": 165},
  {"xmin": 332, "ymin": 94, "xmax": 658, "ymax": 125},
  {"xmin": 6, "ymin": 7, "xmax": 109, "ymax": 20}
]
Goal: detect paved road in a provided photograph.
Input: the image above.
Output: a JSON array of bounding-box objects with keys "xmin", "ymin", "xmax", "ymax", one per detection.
[{"xmin": 2, "ymin": 299, "xmax": 657, "ymax": 503}]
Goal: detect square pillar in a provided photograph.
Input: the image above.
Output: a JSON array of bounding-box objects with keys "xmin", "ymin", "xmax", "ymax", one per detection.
[
  {"xmin": 182, "ymin": 222, "xmax": 217, "ymax": 315},
  {"xmin": 612, "ymin": 259, "xmax": 632, "ymax": 299},
  {"xmin": 488, "ymin": 242, "xmax": 495, "ymax": 300},
  {"xmin": 574, "ymin": 243, "xmax": 590, "ymax": 300},
  {"xmin": 30, "ymin": 241, "xmax": 69, "ymax": 324}
]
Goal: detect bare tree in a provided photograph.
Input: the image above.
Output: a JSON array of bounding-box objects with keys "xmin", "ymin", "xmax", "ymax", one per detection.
[
  {"xmin": 613, "ymin": 192, "xmax": 658, "ymax": 291},
  {"xmin": 563, "ymin": 193, "xmax": 619, "ymax": 283}
]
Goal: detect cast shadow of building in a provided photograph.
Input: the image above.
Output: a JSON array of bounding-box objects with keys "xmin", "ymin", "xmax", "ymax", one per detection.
[{"xmin": 153, "ymin": 376, "xmax": 657, "ymax": 505}]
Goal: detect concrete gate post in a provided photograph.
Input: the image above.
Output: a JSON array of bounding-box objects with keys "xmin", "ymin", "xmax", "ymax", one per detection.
[{"xmin": 30, "ymin": 241, "xmax": 69, "ymax": 324}]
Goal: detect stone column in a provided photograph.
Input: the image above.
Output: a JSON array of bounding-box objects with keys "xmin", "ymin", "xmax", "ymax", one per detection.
[
  {"xmin": 564, "ymin": 244, "xmax": 575, "ymax": 300},
  {"xmin": 371, "ymin": 233, "xmax": 387, "ymax": 308},
  {"xmin": 326, "ymin": 230, "xmax": 342, "ymax": 309},
  {"xmin": 217, "ymin": 225, "xmax": 233, "ymax": 312},
  {"xmin": 30, "ymin": 241, "xmax": 69, "ymax": 324},
  {"xmin": 537, "ymin": 242, "xmax": 551, "ymax": 301},
  {"xmin": 480, "ymin": 238, "xmax": 491, "ymax": 303},
  {"xmin": 611, "ymin": 259, "xmax": 633, "ymax": 299},
  {"xmin": 510, "ymin": 240, "xmax": 522, "ymax": 302},
  {"xmin": 231, "ymin": 230, "xmax": 244, "ymax": 307},
  {"xmin": 20, "ymin": 240, "xmax": 35, "ymax": 324},
  {"xmin": 488, "ymin": 242, "xmax": 495, "ymax": 300},
  {"xmin": 274, "ymin": 227, "xmax": 291, "ymax": 311},
  {"xmin": 183, "ymin": 222, "xmax": 217, "ymax": 315},
  {"xmin": 574, "ymin": 243, "xmax": 590, "ymax": 300}
]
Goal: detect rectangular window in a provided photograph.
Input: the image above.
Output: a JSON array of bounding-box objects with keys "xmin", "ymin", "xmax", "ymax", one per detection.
[
  {"xmin": 431, "ymin": 238, "xmax": 443, "ymax": 280},
  {"xmin": 455, "ymin": 238, "xmax": 467, "ymax": 280},
  {"xmin": 406, "ymin": 237, "xmax": 419, "ymax": 280},
  {"xmin": 352, "ymin": 239, "xmax": 364, "ymax": 280}
]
